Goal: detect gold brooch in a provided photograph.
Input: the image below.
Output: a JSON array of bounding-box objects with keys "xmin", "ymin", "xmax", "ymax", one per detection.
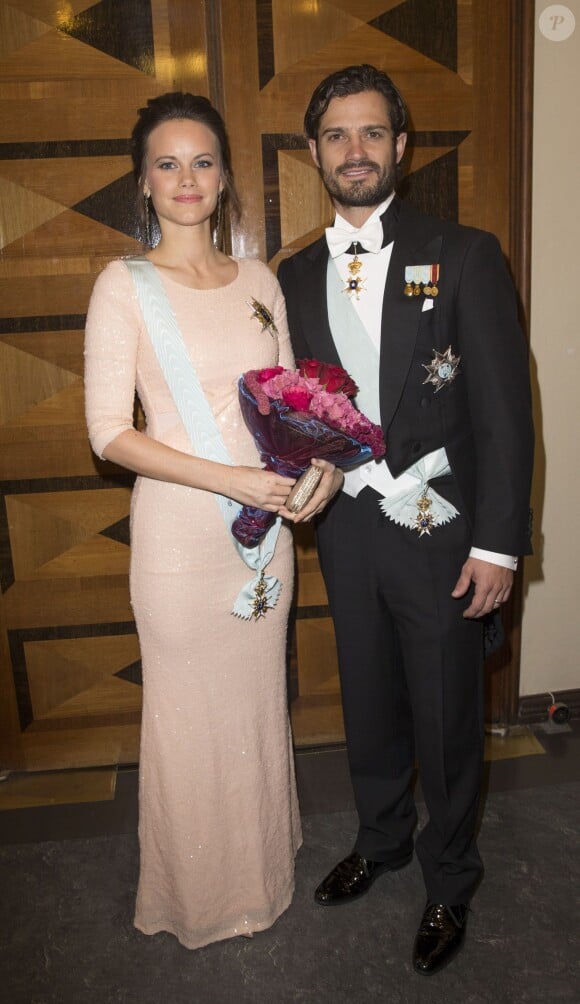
[{"xmin": 247, "ymin": 298, "xmax": 278, "ymax": 338}]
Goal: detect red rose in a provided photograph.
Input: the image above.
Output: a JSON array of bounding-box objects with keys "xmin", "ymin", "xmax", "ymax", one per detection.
[
  {"xmin": 297, "ymin": 358, "xmax": 358, "ymax": 397},
  {"xmin": 281, "ymin": 387, "xmax": 313, "ymax": 411},
  {"xmin": 296, "ymin": 358, "xmax": 320, "ymax": 379},
  {"xmin": 320, "ymin": 365, "xmax": 346, "ymax": 393},
  {"xmin": 319, "ymin": 363, "xmax": 359, "ymax": 397}
]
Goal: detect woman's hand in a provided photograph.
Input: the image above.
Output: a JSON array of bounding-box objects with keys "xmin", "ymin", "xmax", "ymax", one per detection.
[
  {"xmin": 280, "ymin": 458, "xmax": 344, "ymax": 523},
  {"xmin": 228, "ymin": 466, "xmax": 295, "ymax": 511}
]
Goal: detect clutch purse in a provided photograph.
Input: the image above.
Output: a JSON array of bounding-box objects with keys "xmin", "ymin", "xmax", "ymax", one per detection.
[{"xmin": 286, "ymin": 465, "xmax": 323, "ymax": 513}]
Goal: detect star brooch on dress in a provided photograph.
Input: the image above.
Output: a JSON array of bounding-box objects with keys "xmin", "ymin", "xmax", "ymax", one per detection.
[
  {"xmin": 247, "ymin": 298, "xmax": 278, "ymax": 338},
  {"xmin": 422, "ymin": 345, "xmax": 461, "ymax": 393}
]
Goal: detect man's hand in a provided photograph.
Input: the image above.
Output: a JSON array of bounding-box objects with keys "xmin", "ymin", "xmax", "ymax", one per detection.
[{"xmin": 452, "ymin": 557, "xmax": 514, "ymax": 619}]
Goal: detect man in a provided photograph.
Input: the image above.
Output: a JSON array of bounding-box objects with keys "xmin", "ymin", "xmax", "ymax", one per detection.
[{"xmin": 278, "ymin": 65, "xmax": 533, "ymax": 975}]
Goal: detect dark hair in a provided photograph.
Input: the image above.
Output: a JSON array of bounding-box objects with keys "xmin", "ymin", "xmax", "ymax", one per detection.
[
  {"xmin": 304, "ymin": 64, "xmax": 407, "ymax": 141},
  {"xmin": 130, "ymin": 91, "xmax": 241, "ymax": 242}
]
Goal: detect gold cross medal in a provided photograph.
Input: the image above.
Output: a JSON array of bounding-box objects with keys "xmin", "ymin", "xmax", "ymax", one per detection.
[
  {"xmin": 414, "ymin": 488, "xmax": 437, "ymax": 536},
  {"xmin": 342, "ymin": 242, "xmax": 366, "ymax": 298},
  {"xmin": 251, "ymin": 569, "xmax": 270, "ymax": 618}
]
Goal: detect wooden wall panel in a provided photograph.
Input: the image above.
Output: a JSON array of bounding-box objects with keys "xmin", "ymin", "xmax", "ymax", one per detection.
[
  {"xmin": 0, "ymin": 0, "xmax": 210, "ymax": 770},
  {"xmin": 0, "ymin": 0, "xmax": 533, "ymax": 770}
]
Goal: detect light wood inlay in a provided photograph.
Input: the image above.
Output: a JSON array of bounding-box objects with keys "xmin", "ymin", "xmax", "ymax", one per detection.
[
  {"xmin": 0, "ymin": 3, "xmax": 51, "ymax": 61},
  {"xmin": 278, "ymin": 150, "xmax": 332, "ymax": 247},
  {"xmin": 0, "ymin": 766, "xmax": 116, "ymax": 810},
  {"xmin": 272, "ymin": 0, "xmax": 361, "ymax": 75},
  {"xmin": 0, "ymin": 156, "xmax": 132, "ymax": 207},
  {"xmin": 7, "ymin": 2, "xmax": 99, "ymax": 27}
]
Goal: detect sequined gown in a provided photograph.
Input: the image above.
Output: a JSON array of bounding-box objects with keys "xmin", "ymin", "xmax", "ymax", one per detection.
[{"xmin": 84, "ymin": 257, "xmax": 301, "ymax": 950}]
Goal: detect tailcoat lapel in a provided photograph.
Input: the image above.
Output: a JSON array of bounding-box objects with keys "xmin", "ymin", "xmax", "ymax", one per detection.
[
  {"xmin": 294, "ymin": 237, "xmax": 342, "ymax": 367},
  {"xmin": 379, "ymin": 202, "xmax": 443, "ymax": 432}
]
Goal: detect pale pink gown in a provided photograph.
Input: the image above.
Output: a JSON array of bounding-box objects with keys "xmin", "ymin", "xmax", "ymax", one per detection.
[{"xmin": 84, "ymin": 257, "xmax": 301, "ymax": 950}]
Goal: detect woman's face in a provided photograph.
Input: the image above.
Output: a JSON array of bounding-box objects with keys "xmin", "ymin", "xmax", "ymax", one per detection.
[{"xmin": 143, "ymin": 118, "xmax": 223, "ymax": 234}]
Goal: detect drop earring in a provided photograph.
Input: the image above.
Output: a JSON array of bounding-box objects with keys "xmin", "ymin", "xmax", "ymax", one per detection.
[
  {"xmin": 213, "ymin": 191, "xmax": 223, "ymax": 250},
  {"xmin": 144, "ymin": 193, "xmax": 151, "ymax": 246}
]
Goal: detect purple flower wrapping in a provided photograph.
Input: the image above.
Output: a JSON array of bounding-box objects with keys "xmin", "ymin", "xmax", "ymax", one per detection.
[{"xmin": 232, "ymin": 377, "xmax": 379, "ymax": 547}]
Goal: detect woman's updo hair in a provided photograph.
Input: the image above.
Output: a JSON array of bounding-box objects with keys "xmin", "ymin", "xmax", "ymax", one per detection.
[{"xmin": 130, "ymin": 91, "xmax": 241, "ymax": 245}]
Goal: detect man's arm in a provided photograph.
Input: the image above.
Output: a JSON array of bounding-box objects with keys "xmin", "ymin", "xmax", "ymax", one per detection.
[
  {"xmin": 455, "ymin": 230, "xmax": 534, "ymax": 556},
  {"xmin": 451, "ymin": 230, "xmax": 533, "ymax": 616}
]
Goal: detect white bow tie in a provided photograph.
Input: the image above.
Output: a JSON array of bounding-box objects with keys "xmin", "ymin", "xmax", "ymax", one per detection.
[{"xmin": 325, "ymin": 218, "xmax": 384, "ymax": 258}]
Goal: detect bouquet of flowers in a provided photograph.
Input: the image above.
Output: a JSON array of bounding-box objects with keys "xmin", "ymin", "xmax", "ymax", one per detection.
[{"xmin": 232, "ymin": 359, "xmax": 386, "ymax": 547}]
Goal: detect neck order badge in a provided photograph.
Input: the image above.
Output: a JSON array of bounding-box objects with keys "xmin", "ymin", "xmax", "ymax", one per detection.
[{"xmin": 343, "ymin": 242, "xmax": 367, "ymax": 298}]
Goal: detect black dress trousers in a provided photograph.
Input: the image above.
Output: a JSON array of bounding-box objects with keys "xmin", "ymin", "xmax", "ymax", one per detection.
[{"xmin": 316, "ymin": 479, "xmax": 485, "ymax": 905}]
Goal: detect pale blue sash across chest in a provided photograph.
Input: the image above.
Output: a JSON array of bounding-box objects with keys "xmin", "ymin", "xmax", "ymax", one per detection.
[
  {"xmin": 124, "ymin": 257, "xmax": 282, "ymax": 619},
  {"xmin": 326, "ymin": 258, "xmax": 381, "ymax": 423},
  {"xmin": 326, "ymin": 258, "xmax": 458, "ymax": 529}
]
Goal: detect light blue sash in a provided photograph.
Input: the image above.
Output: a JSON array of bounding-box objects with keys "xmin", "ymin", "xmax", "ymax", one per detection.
[
  {"xmin": 326, "ymin": 259, "xmax": 381, "ymax": 423},
  {"xmin": 125, "ymin": 257, "xmax": 282, "ymax": 619},
  {"xmin": 326, "ymin": 259, "xmax": 458, "ymax": 529}
]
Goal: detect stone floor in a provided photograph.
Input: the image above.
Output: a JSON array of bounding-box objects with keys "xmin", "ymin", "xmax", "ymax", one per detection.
[{"xmin": 1, "ymin": 724, "xmax": 579, "ymax": 1003}]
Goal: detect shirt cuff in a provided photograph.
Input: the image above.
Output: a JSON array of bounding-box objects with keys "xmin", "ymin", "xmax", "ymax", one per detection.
[{"xmin": 469, "ymin": 547, "xmax": 518, "ymax": 571}]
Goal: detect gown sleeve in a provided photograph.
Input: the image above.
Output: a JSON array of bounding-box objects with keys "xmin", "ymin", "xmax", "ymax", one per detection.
[
  {"xmin": 269, "ymin": 269, "xmax": 295, "ymax": 371},
  {"xmin": 84, "ymin": 260, "xmax": 142, "ymax": 460}
]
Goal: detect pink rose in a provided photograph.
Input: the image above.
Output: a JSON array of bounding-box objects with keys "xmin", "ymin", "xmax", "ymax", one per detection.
[
  {"xmin": 257, "ymin": 366, "xmax": 284, "ymax": 383},
  {"xmin": 282, "ymin": 387, "xmax": 313, "ymax": 411},
  {"xmin": 262, "ymin": 371, "xmax": 299, "ymax": 398}
]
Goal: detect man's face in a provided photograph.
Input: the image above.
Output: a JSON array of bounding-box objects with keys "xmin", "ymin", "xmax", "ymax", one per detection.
[{"xmin": 309, "ymin": 90, "xmax": 407, "ymax": 212}]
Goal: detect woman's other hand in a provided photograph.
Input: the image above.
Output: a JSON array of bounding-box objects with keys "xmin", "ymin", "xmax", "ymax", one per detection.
[{"xmin": 228, "ymin": 466, "xmax": 295, "ymax": 511}]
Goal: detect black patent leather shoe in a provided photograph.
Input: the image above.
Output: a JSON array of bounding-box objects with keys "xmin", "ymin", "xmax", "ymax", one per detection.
[
  {"xmin": 314, "ymin": 850, "xmax": 411, "ymax": 906},
  {"xmin": 412, "ymin": 902, "xmax": 468, "ymax": 975}
]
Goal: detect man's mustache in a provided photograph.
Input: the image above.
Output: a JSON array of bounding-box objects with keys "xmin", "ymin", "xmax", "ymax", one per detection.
[{"xmin": 336, "ymin": 160, "xmax": 380, "ymax": 175}]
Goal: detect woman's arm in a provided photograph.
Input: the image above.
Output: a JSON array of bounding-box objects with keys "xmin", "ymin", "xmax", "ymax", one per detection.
[
  {"xmin": 103, "ymin": 428, "xmax": 295, "ymax": 511},
  {"xmin": 84, "ymin": 262, "xmax": 294, "ymax": 511}
]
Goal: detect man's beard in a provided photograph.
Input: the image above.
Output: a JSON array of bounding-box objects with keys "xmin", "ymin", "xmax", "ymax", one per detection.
[{"xmin": 320, "ymin": 158, "xmax": 397, "ymax": 209}]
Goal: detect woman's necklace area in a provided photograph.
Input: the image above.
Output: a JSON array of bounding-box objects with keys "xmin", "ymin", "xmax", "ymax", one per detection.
[{"xmin": 147, "ymin": 250, "xmax": 237, "ymax": 290}]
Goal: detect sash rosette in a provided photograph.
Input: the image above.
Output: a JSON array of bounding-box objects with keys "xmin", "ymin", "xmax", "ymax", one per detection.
[{"xmin": 233, "ymin": 359, "xmax": 386, "ymax": 547}]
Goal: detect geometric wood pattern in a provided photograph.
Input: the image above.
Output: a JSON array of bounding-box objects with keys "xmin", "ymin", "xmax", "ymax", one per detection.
[
  {"xmin": 0, "ymin": 0, "xmax": 531, "ymax": 767},
  {"xmin": 10, "ymin": 623, "xmax": 141, "ymax": 731},
  {"xmin": 0, "ymin": 0, "xmax": 211, "ymax": 770},
  {"xmin": 227, "ymin": 0, "xmax": 513, "ymax": 267}
]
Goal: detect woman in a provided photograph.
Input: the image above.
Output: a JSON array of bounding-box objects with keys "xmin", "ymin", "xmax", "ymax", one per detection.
[{"xmin": 84, "ymin": 92, "xmax": 340, "ymax": 950}]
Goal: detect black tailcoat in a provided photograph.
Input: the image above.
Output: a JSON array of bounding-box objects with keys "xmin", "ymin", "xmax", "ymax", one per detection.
[
  {"xmin": 278, "ymin": 196, "xmax": 534, "ymax": 556},
  {"xmin": 278, "ymin": 196, "xmax": 534, "ymax": 904}
]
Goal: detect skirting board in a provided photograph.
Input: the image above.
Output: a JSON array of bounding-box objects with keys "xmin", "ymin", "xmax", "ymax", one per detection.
[{"xmin": 518, "ymin": 688, "xmax": 580, "ymax": 724}]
